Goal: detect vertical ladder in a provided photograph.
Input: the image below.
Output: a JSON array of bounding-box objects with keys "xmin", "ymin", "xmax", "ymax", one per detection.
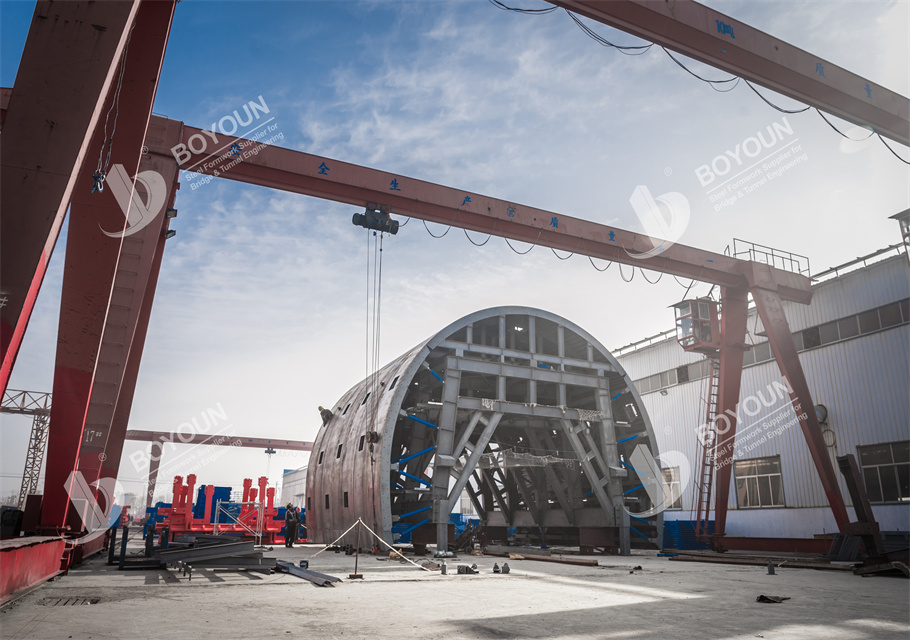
[{"xmin": 694, "ymin": 356, "xmax": 720, "ymax": 538}]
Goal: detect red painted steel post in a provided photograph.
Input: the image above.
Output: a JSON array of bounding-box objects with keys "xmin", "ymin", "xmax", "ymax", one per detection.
[
  {"xmin": 84, "ymin": 120, "xmax": 183, "ymax": 488},
  {"xmin": 0, "ymin": 0, "xmax": 140, "ymax": 394},
  {"xmin": 746, "ymin": 265, "xmax": 849, "ymax": 532},
  {"xmin": 708, "ymin": 286, "xmax": 750, "ymax": 539},
  {"xmin": 39, "ymin": 0, "xmax": 176, "ymax": 532}
]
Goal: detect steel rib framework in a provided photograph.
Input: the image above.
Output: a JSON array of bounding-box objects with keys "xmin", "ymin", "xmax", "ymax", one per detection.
[{"xmin": 306, "ymin": 307, "xmax": 665, "ymax": 554}]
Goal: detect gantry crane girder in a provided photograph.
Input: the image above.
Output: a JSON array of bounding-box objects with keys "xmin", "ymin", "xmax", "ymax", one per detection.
[
  {"xmin": 550, "ymin": 0, "xmax": 910, "ymax": 146},
  {"xmin": 2, "ymin": 0, "xmax": 903, "ymax": 541}
]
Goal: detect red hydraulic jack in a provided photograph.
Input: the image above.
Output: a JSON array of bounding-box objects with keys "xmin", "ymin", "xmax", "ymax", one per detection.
[{"xmin": 153, "ymin": 475, "xmax": 282, "ymax": 545}]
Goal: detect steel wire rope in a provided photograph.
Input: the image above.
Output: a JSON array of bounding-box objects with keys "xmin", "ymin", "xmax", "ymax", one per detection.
[
  {"xmin": 92, "ymin": 22, "xmax": 136, "ymax": 192},
  {"xmin": 551, "ymin": 248, "xmax": 574, "ymax": 260}
]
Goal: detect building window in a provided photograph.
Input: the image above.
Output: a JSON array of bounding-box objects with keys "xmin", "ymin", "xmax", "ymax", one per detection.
[
  {"xmin": 734, "ymin": 456, "xmax": 784, "ymax": 508},
  {"xmin": 325, "ymin": 494, "xmax": 330, "ymax": 509},
  {"xmin": 802, "ymin": 326, "xmax": 821, "ymax": 349},
  {"xmin": 879, "ymin": 302, "xmax": 902, "ymax": 328},
  {"xmin": 661, "ymin": 467, "xmax": 682, "ymax": 509},
  {"xmin": 318, "ymin": 451, "xmax": 324, "ymax": 464},
  {"xmin": 359, "ymin": 435, "xmax": 366, "ymax": 451},
  {"xmin": 676, "ymin": 365, "xmax": 690, "ymax": 384},
  {"xmin": 336, "ymin": 444, "xmax": 343, "ymax": 459},
  {"xmin": 307, "ymin": 497, "xmax": 311, "ymax": 512},
  {"xmin": 858, "ymin": 441, "xmax": 910, "ymax": 503},
  {"xmin": 389, "ymin": 375, "xmax": 400, "ymax": 391},
  {"xmin": 344, "ymin": 491, "xmax": 349, "ymax": 508},
  {"xmin": 858, "ymin": 309, "xmax": 881, "ymax": 334}
]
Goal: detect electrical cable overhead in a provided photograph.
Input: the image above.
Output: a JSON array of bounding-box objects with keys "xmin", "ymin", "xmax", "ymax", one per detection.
[
  {"xmin": 661, "ymin": 47, "xmax": 738, "ymax": 86},
  {"xmin": 505, "ymin": 237, "xmax": 535, "ymax": 254},
  {"xmin": 487, "ymin": 0, "xmax": 558, "ymax": 15},
  {"xmin": 487, "ymin": 3, "xmax": 909, "ymax": 162},
  {"xmin": 422, "ymin": 220, "xmax": 451, "ymax": 238},
  {"xmin": 639, "ymin": 267, "xmax": 663, "ymax": 284},
  {"xmin": 618, "ymin": 263, "xmax": 635, "ymax": 282},
  {"xmin": 464, "ymin": 229, "xmax": 492, "ymax": 246},
  {"xmin": 877, "ymin": 134, "xmax": 910, "ymax": 165},
  {"xmin": 565, "ymin": 10, "xmax": 652, "ymax": 55},
  {"xmin": 588, "ymin": 256, "xmax": 612, "ymax": 272},
  {"xmin": 551, "ymin": 248, "xmax": 573, "ymax": 260},
  {"xmin": 743, "ymin": 79, "xmax": 811, "ymax": 114}
]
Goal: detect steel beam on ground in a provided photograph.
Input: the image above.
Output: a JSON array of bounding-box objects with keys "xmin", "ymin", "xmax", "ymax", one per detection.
[
  {"xmin": 551, "ymin": 0, "xmax": 909, "ymax": 146},
  {"xmin": 41, "ymin": 0, "xmax": 177, "ymax": 533},
  {"xmin": 0, "ymin": 0, "xmax": 141, "ymax": 394}
]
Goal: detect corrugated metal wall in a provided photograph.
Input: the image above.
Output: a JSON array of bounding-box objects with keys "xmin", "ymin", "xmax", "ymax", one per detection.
[{"xmin": 617, "ymin": 254, "xmax": 909, "ymax": 534}]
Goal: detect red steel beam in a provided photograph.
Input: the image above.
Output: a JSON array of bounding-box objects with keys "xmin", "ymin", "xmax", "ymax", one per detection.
[
  {"xmin": 0, "ymin": 0, "xmax": 142, "ymax": 395},
  {"xmin": 150, "ymin": 119, "xmax": 813, "ymax": 303},
  {"xmin": 80, "ymin": 118, "xmax": 182, "ymax": 494},
  {"xmin": 41, "ymin": 1, "xmax": 176, "ymax": 533},
  {"xmin": 707, "ymin": 286, "xmax": 749, "ymax": 538},
  {"xmin": 744, "ymin": 263, "xmax": 849, "ymax": 532},
  {"xmin": 124, "ymin": 430, "xmax": 314, "ymax": 451},
  {"xmin": 551, "ymin": 0, "xmax": 909, "ymax": 146}
]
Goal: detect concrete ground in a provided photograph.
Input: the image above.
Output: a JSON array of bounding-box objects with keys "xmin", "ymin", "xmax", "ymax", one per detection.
[{"xmin": 1, "ymin": 542, "xmax": 907, "ymax": 640}]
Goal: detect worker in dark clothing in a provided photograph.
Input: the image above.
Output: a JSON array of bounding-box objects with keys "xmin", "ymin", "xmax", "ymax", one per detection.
[
  {"xmin": 284, "ymin": 503, "xmax": 298, "ymax": 547},
  {"xmin": 318, "ymin": 406, "xmax": 333, "ymax": 425}
]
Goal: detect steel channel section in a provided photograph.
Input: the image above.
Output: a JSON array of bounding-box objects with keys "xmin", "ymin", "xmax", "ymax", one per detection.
[
  {"xmin": 0, "ymin": 0, "xmax": 141, "ymax": 393},
  {"xmin": 40, "ymin": 1, "xmax": 177, "ymax": 533},
  {"xmin": 551, "ymin": 1, "xmax": 909, "ymax": 146},
  {"xmin": 307, "ymin": 307, "xmax": 660, "ymax": 555}
]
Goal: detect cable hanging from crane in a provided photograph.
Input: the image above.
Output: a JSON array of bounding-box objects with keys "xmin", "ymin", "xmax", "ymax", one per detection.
[
  {"xmin": 463, "ymin": 229, "xmax": 492, "ymax": 246},
  {"xmin": 92, "ymin": 22, "xmax": 135, "ymax": 194},
  {"xmin": 489, "ymin": 2, "xmax": 908, "ymax": 163}
]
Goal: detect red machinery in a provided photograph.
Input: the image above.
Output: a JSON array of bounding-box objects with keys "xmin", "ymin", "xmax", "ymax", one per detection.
[{"xmin": 153, "ymin": 475, "xmax": 283, "ymax": 544}]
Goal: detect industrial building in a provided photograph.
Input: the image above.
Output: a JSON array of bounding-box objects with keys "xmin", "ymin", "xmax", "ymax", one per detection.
[{"xmin": 616, "ymin": 246, "xmax": 909, "ymax": 539}]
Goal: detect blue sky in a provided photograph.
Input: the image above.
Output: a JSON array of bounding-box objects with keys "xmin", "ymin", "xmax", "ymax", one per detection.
[{"xmin": 1, "ymin": 0, "xmax": 907, "ymax": 502}]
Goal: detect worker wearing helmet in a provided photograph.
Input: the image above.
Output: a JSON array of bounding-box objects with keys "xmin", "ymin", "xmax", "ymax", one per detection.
[{"xmin": 284, "ymin": 503, "xmax": 298, "ymax": 547}]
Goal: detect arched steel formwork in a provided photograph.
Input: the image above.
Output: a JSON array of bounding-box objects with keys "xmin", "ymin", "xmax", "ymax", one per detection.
[{"xmin": 306, "ymin": 307, "xmax": 665, "ymax": 555}]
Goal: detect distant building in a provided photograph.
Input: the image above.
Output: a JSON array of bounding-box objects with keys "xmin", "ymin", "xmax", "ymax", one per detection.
[
  {"xmin": 615, "ymin": 248, "xmax": 909, "ymax": 538},
  {"xmin": 281, "ymin": 467, "xmax": 306, "ymax": 509}
]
